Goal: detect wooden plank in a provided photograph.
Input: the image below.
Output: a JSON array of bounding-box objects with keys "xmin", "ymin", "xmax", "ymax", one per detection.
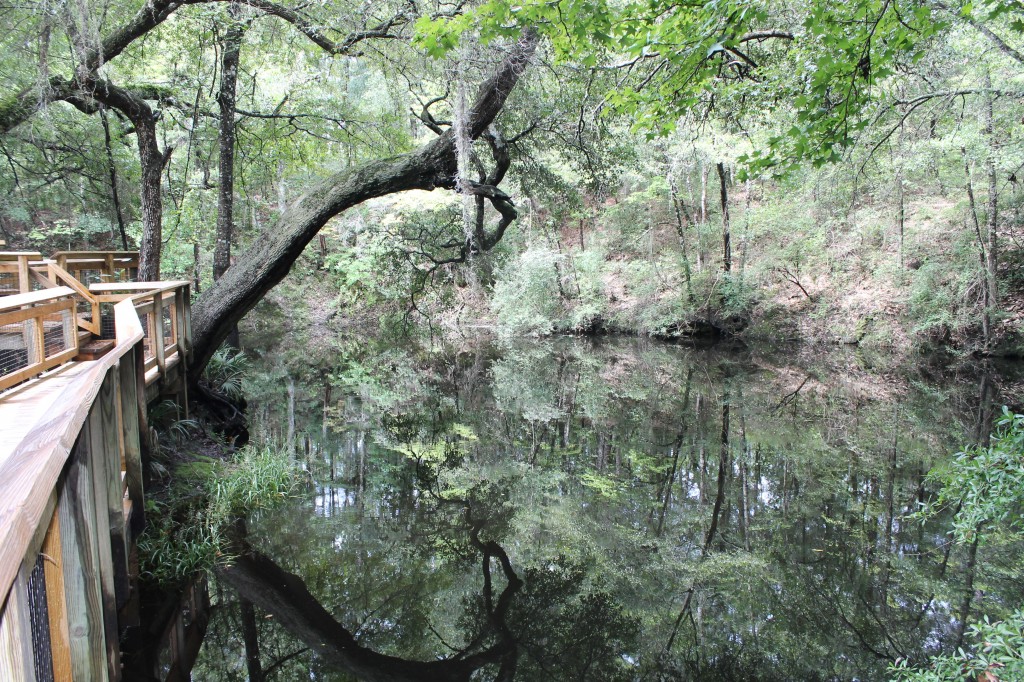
[
  {"xmin": 29, "ymin": 268, "xmax": 57, "ymax": 290},
  {"xmin": 90, "ymin": 281, "xmax": 190, "ymax": 293},
  {"xmin": 0, "ymin": 297, "xmax": 74, "ymax": 326},
  {"xmin": 42, "ymin": 505, "xmax": 72, "ymax": 680},
  {"xmin": 32, "ymin": 315, "xmax": 45, "ymax": 365},
  {"xmin": 182, "ymin": 285, "xmax": 192, "ymax": 360},
  {"xmin": 108, "ymin": 367, "xmax": 132, "ymax": 606},
  {"xmin": 86, "ymin": 376, "xmax": 123, "ymax": 679},
  {"xmin": 0, "ymin": 571, "xmax": 35, "ymax": 680},
  {"xmin": 0, "ymin": 287, "xmax": 76, "ymax": 313},
  {"xmin": 59, "ymin": 428, "xmax": 110, "ymax": 681},
  {"xmin": 0, "ymin": 251, "xmax": 44, "ymax": 259}
]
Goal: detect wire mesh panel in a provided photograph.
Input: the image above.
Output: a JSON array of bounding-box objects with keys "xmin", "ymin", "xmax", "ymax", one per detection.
[
  {"xmin": 163, "ymin": 301, "xmax": 174, "ymax": 351},
  {"xmin": 0, "ymin": 311, "xmax": 31, "ymax": 381},
  {"xmin": 0, "ymin": 269, "xmax": 17, "ymax": 295},
  {"xmin": 139, "ymin": 310, "xmax": 154, "ymax": 363},
  {"xmin": 0, "ymin": 295, "xmax": 78, "ymax": 392},
  {"xmin": 27, "ymin": 553, "xmax": 55, "ymax": 682},
  {"xmin": 100, "ymin": 303, "xmax": 116, "ymax": 340},
  {"xmin": 42, "ymin": 309, "xmax": 73, "ymax": 358}
]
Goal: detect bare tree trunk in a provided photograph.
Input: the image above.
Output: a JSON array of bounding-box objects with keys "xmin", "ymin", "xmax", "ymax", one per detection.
[
  {"xmin": 214, "ymin": 5, "xmax": 243, "ymax": 282},
  {"xmin": 896, "ymin": 171, "xmax": 905, "ymax": 270},
  {"xmin": 215, "ymin": 4, "xmax": 244, "ymax": 348},
  {"xmin": 698, "ymin": 162, "xmax": 709, "ymax": 271},
  {"xmin": 135, "ymin": 113, "xmax": 164, "ymax": 280},
  {"xmin": 100, "ymin": 106, "xmax": 129, "ymax": 250},
  {"xmin": 240, "ymin": 597, "xmax": 264, "ymax": 682},
  {"xmin": 668, "ymin": 174, "xmax": 695, "ymax": 304},
  {"xmin": 983, "ymin": 77, "xmax": 998, "ymax": 343},
  {"xmin": 717, "ymin": 162, "xmax": 731, "ymax": 273},
  {"xmin": 963, "ymin": 148, "xmax": 991, "ymax": 345}
]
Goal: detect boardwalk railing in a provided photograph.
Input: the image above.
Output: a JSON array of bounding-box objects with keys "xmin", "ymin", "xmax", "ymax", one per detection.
[
  {"xmin": 91, "ymin": 282, "xmax": 192, "ymax": 391},
  {"xmin": 0, "ymin": 252, "xmax": 45, "ymax": 295},
  {"xmin": 0, "ymin": 295, "xmax": 148, "ymax": 680},
  {"xmin": 52, "ymin": 251, "xmax": 138, "ymax": 286},
  {"xmin": 0, "ymin": 274, "xmax": 193, "ymax": 680},
  {"xmin": 0, "ymin": 288, "xmax": 80, "ymax": 392}
]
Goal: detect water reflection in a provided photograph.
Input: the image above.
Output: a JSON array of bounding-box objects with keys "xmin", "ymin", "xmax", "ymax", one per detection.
[{"xmin": 195, "ymin": 338, "xmax": 1024, "ymax": 681}]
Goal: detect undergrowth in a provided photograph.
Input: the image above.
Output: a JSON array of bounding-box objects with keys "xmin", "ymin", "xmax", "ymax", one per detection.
[{"xmin": 137, "ymin": 445, "xmax": 295, "ymax": 585}]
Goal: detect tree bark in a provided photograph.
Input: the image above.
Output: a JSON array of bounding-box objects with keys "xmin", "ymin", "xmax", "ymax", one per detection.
[
  {"xmin": 983, "ymin": 76, "xmax": 998, "ymax": 343},
  {"xmin": 100, "ymin": 106, "xmax": 130, "ymax": 250},
  {"xmin": 717, "ymin": 162, "xmax": 731, "ymax": 273},
  {"xmin": 189, "ymin": 31, "xmax": 538, "ymax": 375},
  {"xmin": 87, "ymin": 80, "xmax": 166, "ymax": 279},
  {"xmin": 239, "ymin": 597, "xmax": 264, "ymax": 682},
  {"xmin": 214, "ymin": 5, "xmax": 244, "ymax": 282}
]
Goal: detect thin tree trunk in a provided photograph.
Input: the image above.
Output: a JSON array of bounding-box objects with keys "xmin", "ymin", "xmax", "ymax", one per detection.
[
  {"xmin": 699, "ymin": 162, "xmax": 709, "ymax": 270},
  {"xmin": 717, "ymin": 162, "xmax": 731, "ymax": 273},
  {"xmin": 983, "ymin": 76, "xmax": 998, "ymax": 343},
  {"xmin": 100, "ymin": 106, "xmax": 129, "ymax": 249},
  {"xmin": 963, "ymin": 147, "xmax": 991, "ymax": 345},
  {"xmin": 668, "ymin": 174, "xmax": 695, "ymax": 304},
  {"xmin": 896, "ymin": 172, "xmax": 905, "ymax": 270}
]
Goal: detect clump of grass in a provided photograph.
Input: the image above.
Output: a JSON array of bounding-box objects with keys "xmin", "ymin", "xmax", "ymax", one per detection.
[{"xmin": 138, "ymin": 444, "xmax": 294, "ymax": 585}]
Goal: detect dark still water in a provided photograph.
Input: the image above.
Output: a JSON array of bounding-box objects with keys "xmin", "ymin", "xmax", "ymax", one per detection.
[{"xmin": 193, "ymin": 338, "xmax": 1024, "ymax": 681}]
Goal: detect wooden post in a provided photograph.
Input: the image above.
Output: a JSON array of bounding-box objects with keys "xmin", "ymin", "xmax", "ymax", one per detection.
[
  {"xmin": 42, "ymin": 509, "xmax": 73, "ymax": 679},
  {"xmin": 59, "ymin": 424, "xmax": 110, "ymax": 680},
  {"xmin": 16, "ymin": 255, "xmax": 30, "ymax": 294},
  {"xmin": 0, "ymin": 572, "xmax": 35, "ymax": 680},
  {"xmin": 118, "ymin": 351, "xmax": 145, "ymax": 537},
  {"xmin": 182, "ymin": 285, "xmax": 192, "ymax": 359},
  {"xmin": 87, "ymin": 373, "xmax": 130, "ymax": 658}
]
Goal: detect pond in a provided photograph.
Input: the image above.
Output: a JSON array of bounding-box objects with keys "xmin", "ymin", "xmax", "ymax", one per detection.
[{"xmin": 193, "ymin": 337, "xmax": 1024, "ymax": 681}]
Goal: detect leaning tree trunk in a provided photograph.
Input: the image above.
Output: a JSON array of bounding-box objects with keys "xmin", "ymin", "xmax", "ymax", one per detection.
[{"xmin": 189, "ymin": 31, "xmax": 538, "ymax": 376}]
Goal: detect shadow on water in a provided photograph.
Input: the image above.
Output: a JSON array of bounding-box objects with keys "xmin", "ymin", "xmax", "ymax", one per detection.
[{"xmin": 193, "ymin": 337, "xmax": 1024, "ymax": 681}]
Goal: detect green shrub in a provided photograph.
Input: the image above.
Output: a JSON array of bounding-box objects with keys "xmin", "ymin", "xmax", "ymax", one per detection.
[
  {"xmin": 138, "ymin": 445, "xmax": 295, "ymax": 585},
  {"xmin": 492, "ymin": 246, "xmax": 565, "ymax": 336}
]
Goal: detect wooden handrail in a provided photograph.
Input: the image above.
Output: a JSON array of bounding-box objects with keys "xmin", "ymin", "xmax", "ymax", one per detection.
[{"xmin": 0, "ymin": 287, "xmax": 76, "ymax": 312}]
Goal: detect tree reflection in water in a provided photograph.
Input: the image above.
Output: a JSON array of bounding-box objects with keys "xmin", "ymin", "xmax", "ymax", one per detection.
[{"xmin": 194, "ymin": 338, "xmax": 1024, "ymax": 681}]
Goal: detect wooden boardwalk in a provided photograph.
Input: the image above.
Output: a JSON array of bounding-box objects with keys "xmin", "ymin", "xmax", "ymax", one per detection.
[{"xmin": 0, "ymin": 252, "xmax": 195, "ymax": 681}]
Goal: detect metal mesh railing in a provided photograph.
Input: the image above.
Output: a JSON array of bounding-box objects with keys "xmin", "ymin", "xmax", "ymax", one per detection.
[
  {"xmin": 42, "ymin": 309, "xmax": 73, "ymax": 357},
  {"xmin": 163, "ymin": 302, "xmax": 174, "ymax": 349},
  {"xmin": 0, "ymin": 270, "xmax": 17, "ymax": 295},
  {"xmin": 99, "ymin": 303, "xmax": 116, "ymax": 340},
  {"xmin": 27, "ymin": 553, "xmax": 54, "ymax": 682},
  {"xmin": 0, "ymin": 295, "xmax": 78, "ymax": 391},
  {"xmin": 0, "ymin": 318, "xmax": 29, "ymax": 380},
  {"xmin": 139, "ymin": 311, "xmax": 153, "ymax": 362}
]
